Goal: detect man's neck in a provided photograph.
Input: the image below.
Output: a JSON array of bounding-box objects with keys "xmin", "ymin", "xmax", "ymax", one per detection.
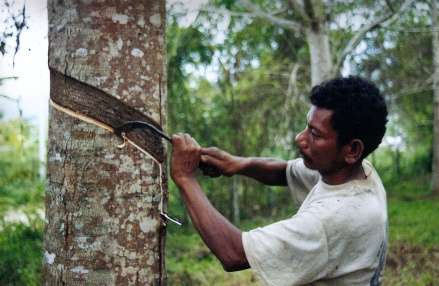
[{"xmin": 321, "ymin": 162, "xmax": 365, "ymax": 185}]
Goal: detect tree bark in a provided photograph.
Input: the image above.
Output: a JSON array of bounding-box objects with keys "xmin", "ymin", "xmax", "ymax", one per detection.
[
  {"xmin": 432, "ymin": 0, "xmax": 439, "ymax": 195},
  {"xmin": 231, "ymin": 176, "xmax": 240, "ymax": 225},
  {"xmin": 306, "ymin": 28, "xmax": 333, "ymax": 86},
  {"xmin": 43, "ymin": 1, "xmax": 167, "ymax": 285}
]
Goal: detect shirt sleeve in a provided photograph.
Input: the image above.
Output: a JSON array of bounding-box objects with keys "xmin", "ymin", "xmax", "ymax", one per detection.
[
  {"xmin": 242, "ymin": 212, "xmax": 329, "ymax": 286},
  {"xmin": 286, "ymin": 159, "xmax": 320, "ymax": 206}
]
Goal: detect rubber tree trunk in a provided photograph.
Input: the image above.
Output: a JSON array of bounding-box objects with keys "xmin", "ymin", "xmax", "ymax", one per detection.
[
  {"xmin": 43, "ymin": 1, "xmax": 167, "ymax": 285},
  {"xmin": 432, "ymin": 0, "xmax": 439, "ymax": 195}
]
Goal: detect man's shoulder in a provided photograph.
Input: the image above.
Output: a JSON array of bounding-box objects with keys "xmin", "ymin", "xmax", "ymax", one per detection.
[
  {"xmin": 304, "ymin": 180, "xmax": 386, "ymax": 230},
  {"xmin": 286, "ymin": 158, "xmax": 320, "ymax": 187}
]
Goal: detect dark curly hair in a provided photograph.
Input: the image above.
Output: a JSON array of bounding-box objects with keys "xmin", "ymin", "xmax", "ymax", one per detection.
[{"xmin": 310, "ymin": 76, "xmax": 388, "ymax": 159}]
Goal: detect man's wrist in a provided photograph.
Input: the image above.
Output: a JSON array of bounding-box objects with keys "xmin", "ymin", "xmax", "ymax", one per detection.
[
  {"xmin": 173, "ymin": 176, "xmax": 198, "ymax": 189},
  {"xmin": 235, "ymin": 157, "xmax": 251, "ymax": 175}
]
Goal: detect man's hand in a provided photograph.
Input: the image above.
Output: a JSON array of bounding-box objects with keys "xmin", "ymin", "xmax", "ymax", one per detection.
[
  {"xmin": 171, "ymin": 133, "xmax": 201, "ymax": 185},
  {"xmin": 170, "ymin": 137, "xmax": 249, "ymax": 271},
  {"xmin": 200, "ymin": 147, "xmax": 244, "ymax": 177}
]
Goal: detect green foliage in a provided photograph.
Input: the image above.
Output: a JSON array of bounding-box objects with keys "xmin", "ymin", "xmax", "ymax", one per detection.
[
  {"xmin": 0, "ymin": 221, "xmax": 43, "ymax": 286},
  {"xmin": 166, "ymin": 9, "xmax": 311, "ymax": 221},
  {"xmin": 357, "ymin": 6, "xmax": 434, "ymax": 180},
  {"xmin": 0, "ymin": 119, "xmax": 44, "ymax": 215},
  {"xmin": 0, "ymin": 118, "xmax": 44, "ymax": 284}
]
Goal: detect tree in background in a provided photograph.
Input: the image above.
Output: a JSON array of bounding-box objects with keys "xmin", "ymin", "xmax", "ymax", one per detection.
[
  {"xmin": 205, "ymin": 0, "xmax": 415, "ymax": 86},
  {"xmin": 0, "ymin": 0, "xmax": 26, "ymax": 110},
  {"xmin": 0, "ymin": 0, "xmax": 27, "ymax": 61},
  {"xmin": 432, "ymin": 0, "xmax": 439, "ymax": 195}
]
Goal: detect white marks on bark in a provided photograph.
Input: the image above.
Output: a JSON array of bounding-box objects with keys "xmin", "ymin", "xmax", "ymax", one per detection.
[
  {"xmin": 44, "ymin": 251, "xmax": 56, "ymax": 265},
  {"xmin": 75, "ymin": 48, "xmax": 88, "ymax": 57},
  {"xmin": 139, "ymin": 217, "xmax": 157, "ymax": 233},
  {"xmin": 149, "ymin": 14, "xmax": 161, "ymax": 27},
  {"xmin": 131, "ymin": 48, "xmax": 144, "ymax": 58},
  {"xmin": 71, "ymin": 266, "xmax": 90, "ymax": 274},
  {"xmin": 54, "ymin": 9, "xmax": 78, "ymax": 32},
  {"xmin": 74, "ymin": 236, "xmax": 89, "ymax": 249},
  {"xmin": 57, "ymin": 263, "xmax": 64, "ymax": 272},
  {"xmin": 128, "ymin": 85, "xmax": 143, "ymax": 94},
  {"xmin": 137, "ymin": 16, "xmax": 145, "ymax": 28},
  {"xmin": 140, "ymin": 75, "xmax": 151, "ymax": 81},
  {"xmin": 108, "ymin": 38, "xmax": 123, "ymax": 57},
  {"xmin": 119, "ymin": 154, "xmax": 136, "ymax": 171},
  {"xmin": 112, "ymin": 14, "xmax": 129, "ymax": 25},
  {"xmin": 48, "ymin": 152, "xmax": 63, "ymax": 162}
]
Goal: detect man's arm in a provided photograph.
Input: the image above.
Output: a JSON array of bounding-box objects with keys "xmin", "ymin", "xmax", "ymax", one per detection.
[
  {"xmin": 171, "ymin": 134, "xmax": 250, "ymax": 272},
  {"xmin": 201, "ymin": 147, "xmax": 288, "ymax": 186}
]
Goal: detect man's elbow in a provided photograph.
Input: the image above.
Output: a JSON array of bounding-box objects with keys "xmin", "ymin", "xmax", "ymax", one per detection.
[{"xmin": 220, "ymin": 257, "xmax": 250, "ymax": 272}]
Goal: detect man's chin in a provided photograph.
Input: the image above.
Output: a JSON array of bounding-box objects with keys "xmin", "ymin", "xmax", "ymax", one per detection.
[{"xmin": 300, "ymin": 157, "xmax": 317, "ymax": 171}]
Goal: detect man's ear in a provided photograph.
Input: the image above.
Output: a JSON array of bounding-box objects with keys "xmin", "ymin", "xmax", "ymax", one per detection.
[{"xmin": 343, "ymin": 139, "xmax": 364, "ymax": 165}]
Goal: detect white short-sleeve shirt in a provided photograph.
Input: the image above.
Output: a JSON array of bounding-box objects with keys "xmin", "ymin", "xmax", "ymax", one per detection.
[{"xmin": 242, "ymin": 159, "xmax": 388, "ymax": 286}]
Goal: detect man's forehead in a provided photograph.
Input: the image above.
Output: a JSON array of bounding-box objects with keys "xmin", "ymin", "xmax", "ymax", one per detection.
[
  {"xmin": 307, "ymin": 106, "xmax": 332, "ymax": 121},
  {"xmin": 307, "ymin": 106, "xmax": 334, "ymax": 131}
]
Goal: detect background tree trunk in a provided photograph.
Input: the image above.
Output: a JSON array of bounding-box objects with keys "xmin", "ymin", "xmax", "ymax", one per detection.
[
  {"xmin": 432, "ymin": 0, "xmax": 439, "ymax": 195},
  {"xmin": 230, "ymin": 176, "xmax": 240, "ymax": 225},
  {"xmin": 306, "ymin": 28, "xmax": 333, "ymax": 86},
  {"xmin": 43, "ymin": 1, "xmax": 167, "ymax": 285}
]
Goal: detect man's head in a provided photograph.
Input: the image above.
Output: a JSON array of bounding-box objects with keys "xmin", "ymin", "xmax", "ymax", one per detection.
[{"xmin": 295, "ymin": 76, "xmax": 388, "ymax": 174}]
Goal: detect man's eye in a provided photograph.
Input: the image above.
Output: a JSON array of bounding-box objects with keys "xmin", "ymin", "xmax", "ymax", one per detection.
[{"xmin": 311, "ymin": 131, "xmax": 320, "ymax": 137}]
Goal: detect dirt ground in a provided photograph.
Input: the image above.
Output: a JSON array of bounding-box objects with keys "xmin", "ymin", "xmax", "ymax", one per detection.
[{"xmin": 384, "ymin": 243, "xmax": 439, "ymax": 286}]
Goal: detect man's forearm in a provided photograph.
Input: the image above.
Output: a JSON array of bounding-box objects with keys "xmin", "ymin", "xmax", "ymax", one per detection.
[
  {"xmin": 176, "ymin": 178, "xmax": 249, "ymax": 271},
  {"xmin": 237, "ymin": 157, "xmax": 288, "ymax": 186}
]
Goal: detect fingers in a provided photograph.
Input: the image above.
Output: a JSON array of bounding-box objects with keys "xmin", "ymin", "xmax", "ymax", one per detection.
[
  {"xmin": 171, "ymin": 133, "xmax": 184, "ymax": 146},
  {"xmin": 200, "ymin": 154, "xmax": 222, "ymax": 166},
  {"xmin": 200, "ymin": 146, "xmax": 223, "ymax": 157},
  {"xmin": 172, "ymin": 133, "xmax": 199, "ymax": 146},
  {"xmin": 184, "ymin": 134, "xmax": 200, "ymax": 148},
  {"xmin": 170, "ymin": 133, "xmax": 202, "ymax": 182}
]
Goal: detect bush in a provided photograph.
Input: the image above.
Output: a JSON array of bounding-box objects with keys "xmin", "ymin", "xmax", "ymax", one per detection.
[{"xmin": 0, "ymin": 220, "xmax": 43, "ymax": 286}]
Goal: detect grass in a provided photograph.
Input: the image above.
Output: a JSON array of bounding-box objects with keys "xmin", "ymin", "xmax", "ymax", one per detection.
[
  {"xmin": 388, "ymin": 199, "xmax": 439, "ymax": 247},
  {"xmin": 382, "ymin": 174, "xmax": 439, "ymax": 285},
  {"xmin": 166, "ymin": 228, "xmax": 259, "ymax": 285}
]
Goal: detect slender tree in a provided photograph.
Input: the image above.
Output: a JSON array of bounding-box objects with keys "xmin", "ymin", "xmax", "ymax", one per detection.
[
  {"xmin": 432, "ymin": 0, "xmax": 439, "ymax": 195},
  {"xmin": 43, "ymin": 1, "xmax": 167, "ymax": 284}
]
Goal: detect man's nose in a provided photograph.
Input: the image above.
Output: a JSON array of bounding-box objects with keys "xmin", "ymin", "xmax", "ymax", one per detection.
[{"xmin": 295, "ymin": 129, "xmax": 307, "ymax": 149}]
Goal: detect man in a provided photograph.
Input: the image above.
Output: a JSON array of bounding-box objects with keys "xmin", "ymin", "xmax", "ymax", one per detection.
[{"xmin": 170, "ymin": 76, "xmax": 388, "ymax": 285}]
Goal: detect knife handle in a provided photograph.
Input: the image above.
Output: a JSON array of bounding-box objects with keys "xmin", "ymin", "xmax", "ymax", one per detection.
[{"xmin": 199, "ymin": 161, "xmax": 222, "ymax": 177}]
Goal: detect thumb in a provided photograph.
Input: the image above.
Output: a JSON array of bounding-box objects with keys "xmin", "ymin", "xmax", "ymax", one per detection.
[
  {"xmin": 200, "ymin": 154, "xmax": 222, "ymax": 167},
  {"xmin": 201, "ymin": 147, "xmax": 223, "ymax": 158}
]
